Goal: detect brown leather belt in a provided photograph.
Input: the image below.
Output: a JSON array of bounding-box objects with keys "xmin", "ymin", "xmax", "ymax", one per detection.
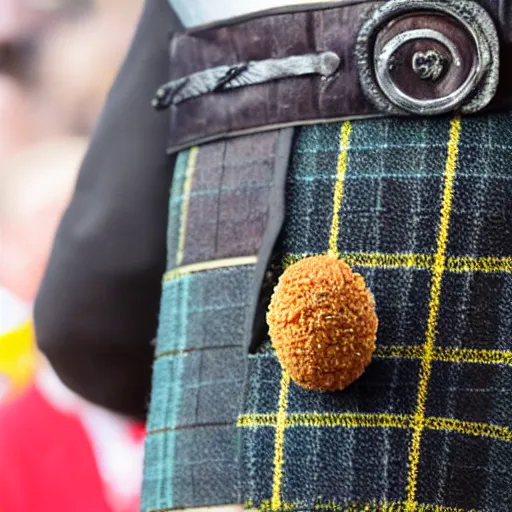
[{"xmin": 155, "ymin": 0, "xmax": 512, "ymax": 154}]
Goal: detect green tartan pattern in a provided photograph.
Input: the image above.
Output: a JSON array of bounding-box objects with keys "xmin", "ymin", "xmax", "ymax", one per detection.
[
  {"xmin": 142, "ymin": 113, "xmax": 512, "ymax": 512},
  {"xmin": 142, "ymin": 131, "xmax": 281, "ymax": 511},
  {"xmin": 240, "ymin": 114, "xmax": 512, "ymax": 512}
]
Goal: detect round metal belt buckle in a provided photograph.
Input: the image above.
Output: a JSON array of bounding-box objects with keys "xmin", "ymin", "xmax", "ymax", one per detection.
[{"xmin": 356, "ymin": 0, "xmax": 500, "ymax": 116}]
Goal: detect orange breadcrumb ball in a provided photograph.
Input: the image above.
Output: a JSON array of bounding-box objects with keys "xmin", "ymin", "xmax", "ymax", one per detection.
[{"xmin": 267, "ymin": 254, "xmax": 378, "ymax": 391}]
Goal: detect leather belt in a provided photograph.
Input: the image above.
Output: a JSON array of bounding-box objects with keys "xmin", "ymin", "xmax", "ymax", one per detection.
[{"xmin": 155, "ymin": 0, "xmax": 511, "ymax": 154}]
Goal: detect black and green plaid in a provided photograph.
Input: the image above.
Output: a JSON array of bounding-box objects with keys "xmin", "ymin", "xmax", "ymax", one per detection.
[
  {"xmin": 142, "ymin": 131, "xmax": 281, "ymax": 511},
  {"xmin": 142, "ymin": 113, "xmax": 512, "ymax": 512},
  {"xmin": 240, "ymin": 114, "xmax": 512, "ymax": 512}
]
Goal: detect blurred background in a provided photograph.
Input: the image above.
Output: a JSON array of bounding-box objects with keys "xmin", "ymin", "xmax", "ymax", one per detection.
[{"xmin": 0, "ymin": 1, "xmax": 145, "ymax": 510}]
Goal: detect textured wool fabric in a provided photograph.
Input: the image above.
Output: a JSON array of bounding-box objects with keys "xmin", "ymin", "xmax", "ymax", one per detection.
[
  {"xmin": 240, "ymin": 114, "xmax": 512, "ymax": 512},
  {"xmin": 165, "ymin": 132, "xmax": 278, "ymax": 268},
  {"xmin": 144, "ymin": 112, "xmax": 512, "ymax": 512},
  {"xmin": 143, "ymin": 265, "xmax": 251, "ymax": 509},
  {"xmin": 142, "ymin": 131, "xmax": 282, "ymax": 511}
]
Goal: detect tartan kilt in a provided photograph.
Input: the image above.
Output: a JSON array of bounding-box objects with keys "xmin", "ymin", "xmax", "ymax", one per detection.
[{"xmin": 142, "ymin": 113, "xmax": 512, "ymax": 512}]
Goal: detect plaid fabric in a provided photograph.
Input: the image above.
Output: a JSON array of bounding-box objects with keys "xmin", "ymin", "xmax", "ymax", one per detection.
[
  {"xmin": 240, "ymin": 114, "xmax": 512, "ymax": 512},
  {"xmin": 143, "ymin": 113, "xmax": 512, "ymax": 511},
  {"xmin": 166, "ymin": 133, "xmax": 278, "ymax": 268},
  {"xmin": 142, "ymin": 131, "xmax": 281, "ymax": 511}
]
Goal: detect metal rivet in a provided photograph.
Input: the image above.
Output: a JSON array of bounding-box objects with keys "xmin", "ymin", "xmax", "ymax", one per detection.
[
  {"xmin": 356, "ymin": 0, "xmax": 500, "ymax": 116},
  {"xmin": 412, "ymin": 50, "xmax": 447, "ymax": 81}
]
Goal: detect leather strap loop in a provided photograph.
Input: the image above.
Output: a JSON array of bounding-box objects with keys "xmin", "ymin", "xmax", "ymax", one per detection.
[{"xmin": 161, "ymin": 0, "xmax": 509, "ymax": 153}]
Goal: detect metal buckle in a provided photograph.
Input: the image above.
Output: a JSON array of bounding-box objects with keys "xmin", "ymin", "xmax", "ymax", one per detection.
[{"xmin": 356, "ymin": 0, "xmax": 500, "ymax": 116}]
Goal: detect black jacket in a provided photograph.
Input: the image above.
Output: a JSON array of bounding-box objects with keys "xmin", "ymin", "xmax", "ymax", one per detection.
[{"xmin": 34, "ymin": 0, "xmax": 181, "ymax": 421}]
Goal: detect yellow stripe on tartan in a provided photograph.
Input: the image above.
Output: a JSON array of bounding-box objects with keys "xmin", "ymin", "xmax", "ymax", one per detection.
[
  {"xmin": 238, "ymin": 412, "xmax": 512, "ymax": 446},
  {"xmin": 259, "ymin": 499, "xmax": 299, "ymax": 511},
  {"xmin": 343, "ymin": 253, "xmax": 434, "ymax": 269},
  {"xmin": 237, "ymin": 413, "xmax": 277, "ymax": 427},
  {"xmin": 433, "ymin": 347, "xmax": 512, "ymax": 365},
  {"xmin": 163, "ymin": 255, "xmax": 258, "ymax": 282},
  {"xmin": 176, "ymin": 146, "xmax": 199, "ymax": 266},
  {"xmin": 287, "ymin": 412, "xmax": 410, "ymax": 429},
  {"xmin": 314, "ymin": 501, "xmax": 473, "ymax": 512},
  {"xmin": 376, "ymin": 345, "xmax": 512, "ymax": 366},
  {"xmin": 448, "ymin": 256, "xmax": 512, "ymax": 273},
  {"xmin": 424, "ymin": 417, "xmax": 512, "ymax": 442},
  {"xmin": 285, "ymin": 252, "xmax": 512, "ymax": 273},
  {"xmin": 271, "ymin": 372, "xmax": 291, "ymax": 511},
  {"xmin": 328, "ymin": 121, "xmax": 352, "ymax": 258},
  {"xmin": 406, "ymin": 117, "xmax": 462, "ymax": 511},
  {"xmin": 239, "ymin": 412, "xmax": 409, "ymax": 429},
  {"xmin": 413, "ymin": 506, "xmax": 476, "ymax": 512},
  {"xmin": 376, "ymin": 346, "xmax": 426, "ymax": 359},
  {"xmin": 248, "ymin": 499, "xmax": 475, "ymax": 512}
]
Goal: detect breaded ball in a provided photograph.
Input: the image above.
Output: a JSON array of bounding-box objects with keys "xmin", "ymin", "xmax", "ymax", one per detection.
[{"xmin": 267, "ymin": 255, "xmax": 378, "ymax": 391}]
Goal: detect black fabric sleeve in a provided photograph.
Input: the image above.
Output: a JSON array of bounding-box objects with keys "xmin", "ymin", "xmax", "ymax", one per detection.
[{"xmin": 34, "ymin": 0, "xmax": 182, "ymax": 421}]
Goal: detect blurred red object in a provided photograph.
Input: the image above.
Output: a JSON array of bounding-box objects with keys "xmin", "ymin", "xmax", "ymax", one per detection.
[
  {"xmin": 0, "ymin": 369, "xmax": 144, "ymax": 512},
  {"xmin": 0, "ymin": 385, "xmax": 113, "ymax": 511}
]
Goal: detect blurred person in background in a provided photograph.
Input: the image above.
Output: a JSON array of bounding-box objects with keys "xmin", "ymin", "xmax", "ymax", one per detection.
[
  {"xmin": 0, "ymin": 0, "xmax": 66, "ymax": 398},
  {"xmin": 0, "ymin": 0, "xmax": 146, "ymax": 510},
  {"xmin": 0, "ymin": 0, "xmax": 141, "ymax": 165},
  {"xmin": 0, "ymin": 0, "xmax": 142, "ymax": 407},
  {"xmin": 0, "ymin": 138, "xmax": 145, "ymax": 512},
  {"xmin": 0, "ymin": 0, "xmax": 67, "ymax": 344},
  {"xmin": 0, "ymin": 137, "xmax": 82, "ymax": 403},
  {"xmin": 0, "ymin": 75, "xmax": 40, "ymax": 166},
  {"xmin": 0, "ymin": 0, "xmax": 91, "ymax": 165},
  {"xmin": 34, "ymin": 0, "xmax": 141, "ymax": 135}
]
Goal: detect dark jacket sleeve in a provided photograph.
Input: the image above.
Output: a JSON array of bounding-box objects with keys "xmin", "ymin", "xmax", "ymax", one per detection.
[{"xmin": 34, "ymin": 0, "xmax": 182, "ymax": 421}]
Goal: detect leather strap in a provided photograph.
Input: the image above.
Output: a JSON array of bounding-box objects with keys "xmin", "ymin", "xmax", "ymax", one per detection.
[{"xmin": 162, "ymin": 0, "xmax": 511, "ymax": 153}]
